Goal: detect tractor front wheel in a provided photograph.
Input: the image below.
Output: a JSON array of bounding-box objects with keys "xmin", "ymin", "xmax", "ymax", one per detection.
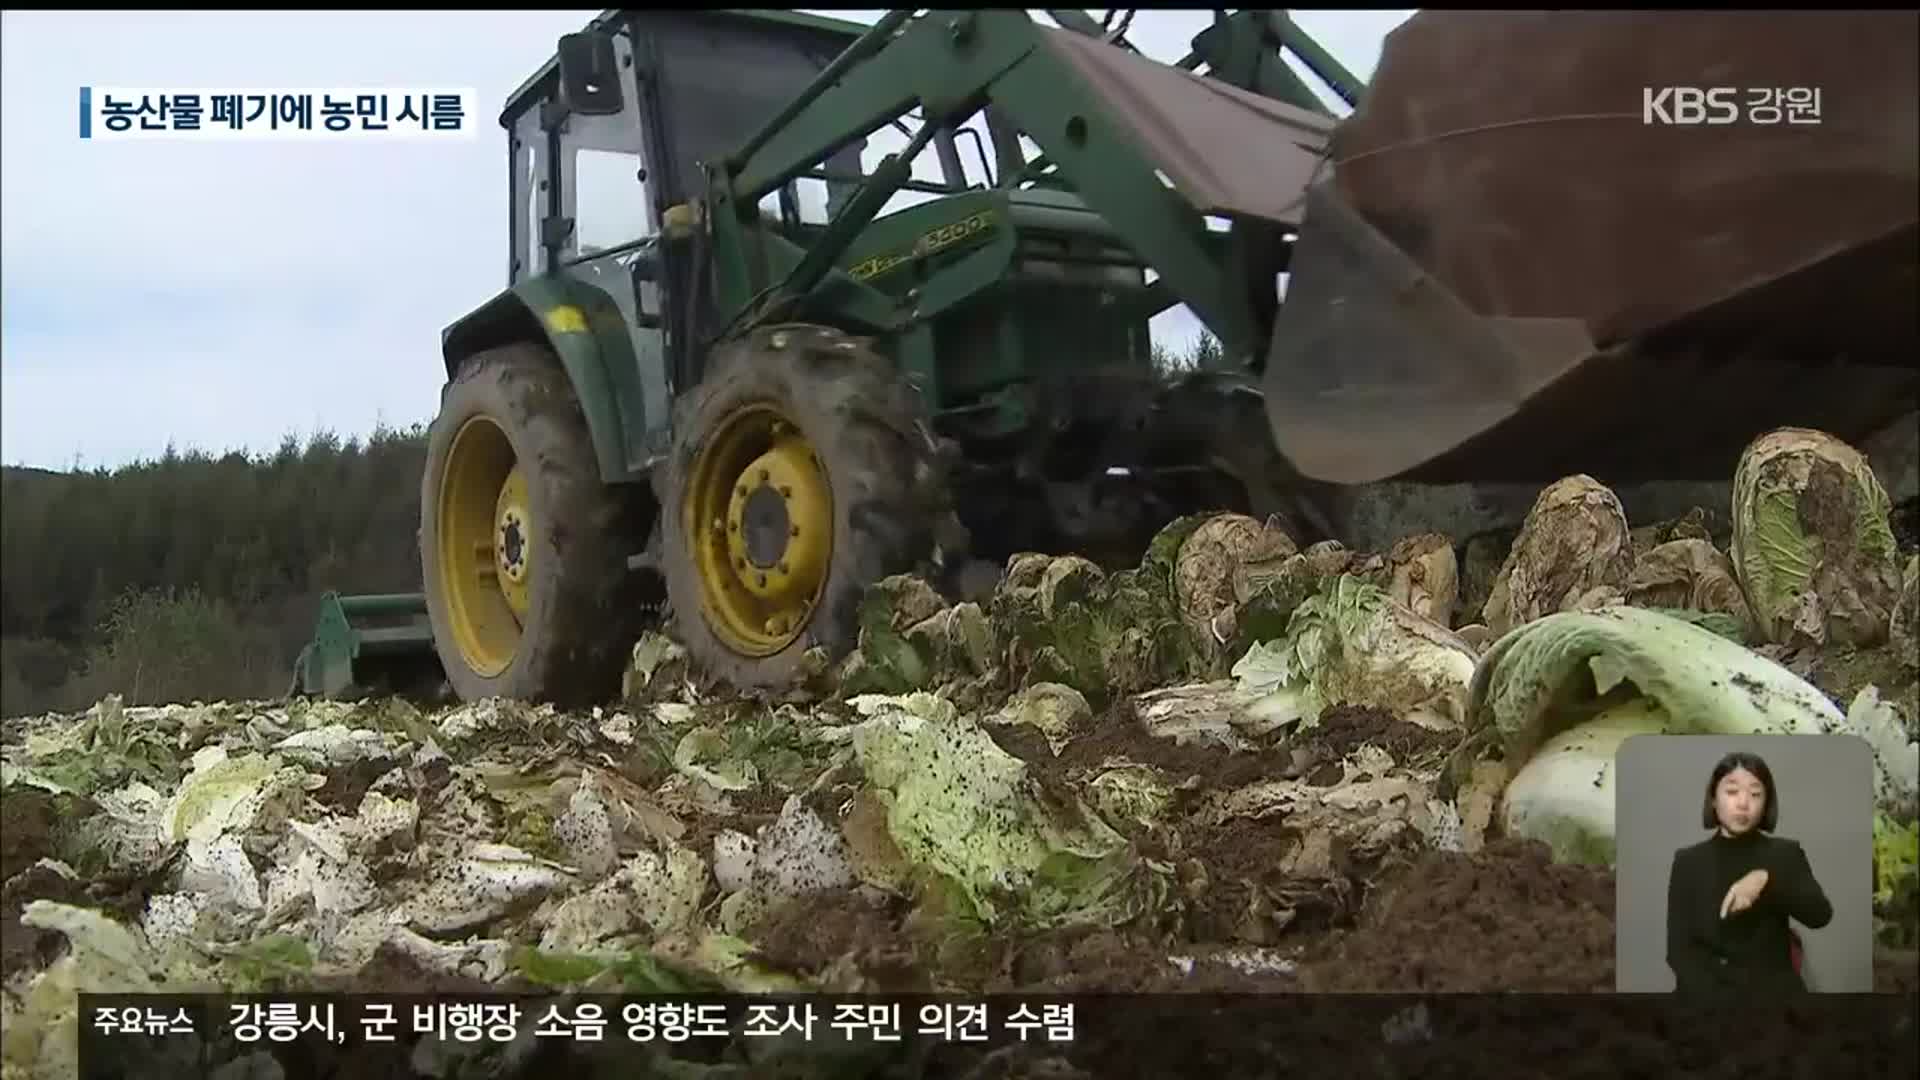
[
  {"xmin": 657, "ymin": 324, "xmax": 952, "ymax": 689},
  {"xmin": 420, "ymin": 343, "xmax": 651, "ymax": 705}
]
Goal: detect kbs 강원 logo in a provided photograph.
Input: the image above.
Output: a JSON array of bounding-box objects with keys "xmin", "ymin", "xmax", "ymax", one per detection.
[
  {"xmin": 1642, "ymin": 86, "xmax": 1823, "ymax": 126},
  {"xmin": 1642, "ymin": 87, "xmax": 1739, "ymax": 125}
]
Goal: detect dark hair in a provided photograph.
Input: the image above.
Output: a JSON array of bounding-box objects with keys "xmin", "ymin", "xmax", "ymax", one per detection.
[{"xmin": 1701, "ymin": 751, "xmax": 1779, "ymax": 831}]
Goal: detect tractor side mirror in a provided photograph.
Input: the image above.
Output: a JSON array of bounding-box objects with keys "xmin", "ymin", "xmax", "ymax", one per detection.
[{"xmin": 557, "ymin": 31, "xmax": 624, "ymax": 116}]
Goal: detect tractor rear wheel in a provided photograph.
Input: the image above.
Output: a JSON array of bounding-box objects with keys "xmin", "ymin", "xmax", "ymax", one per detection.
[
  {"xmin": 420, "ymin": 343, "xmax": 652, "ymax": 706},
  {"xmin": 656, "ymin": 323, "xmax": 952, "ymax": 689}
]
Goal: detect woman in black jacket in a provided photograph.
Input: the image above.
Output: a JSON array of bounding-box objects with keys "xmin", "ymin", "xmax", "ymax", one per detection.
[{"xmin": 1665, "ymin": 750, "xmax": 1834, "ymax": 997}]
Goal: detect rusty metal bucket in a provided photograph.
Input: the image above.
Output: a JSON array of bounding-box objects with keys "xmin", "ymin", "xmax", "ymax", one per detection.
[{"xmin": 1263, "ymin": 11, "xmax": 1919, "ymax": 485}]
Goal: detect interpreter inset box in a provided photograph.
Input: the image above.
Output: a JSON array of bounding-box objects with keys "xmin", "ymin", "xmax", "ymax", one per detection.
[{"xmin": 1613, "ymin": 734, "xmax": 1873, "ymax": 994}]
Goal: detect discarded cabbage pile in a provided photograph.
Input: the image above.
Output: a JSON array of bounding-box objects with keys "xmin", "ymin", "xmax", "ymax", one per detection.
[
  {"xmin": 1461, "ymin": 431, "xmax": 1915, "ymax": 896},
  {"xmin": 0, "ymin": 681, "xmax": 1475, "ymax": 1075},
  {"xmin": 2, "ymin": 424, "xmax": 1917, "ymax": 1073}
]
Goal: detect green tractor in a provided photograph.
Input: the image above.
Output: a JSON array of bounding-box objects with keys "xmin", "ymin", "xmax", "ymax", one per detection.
[
  {"xmin": 299, "ymin": 9, "xmax": 1917, "ymax": 704},
  {"xmin": 312, "ymin": 8, "xmax": 1368, "ymax": 705}
]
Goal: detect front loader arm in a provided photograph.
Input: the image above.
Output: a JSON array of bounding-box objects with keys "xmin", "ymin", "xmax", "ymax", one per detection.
[
  {"xmin": 705, "ymin": 10, "xmax": 1335, "ymax": 363},
  {"xmin": 703, "ymin": 10, "xmax": 1036, "ymax": 334},
  {"xmin": 1182, "ymin": 10, "xmax": 1365, "ymax": 112}
]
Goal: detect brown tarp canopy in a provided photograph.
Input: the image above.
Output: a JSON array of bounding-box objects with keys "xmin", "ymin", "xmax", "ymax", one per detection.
[{"xmin": 1035, "ymin": 26, "xmax": 1338, "ymax": 225}]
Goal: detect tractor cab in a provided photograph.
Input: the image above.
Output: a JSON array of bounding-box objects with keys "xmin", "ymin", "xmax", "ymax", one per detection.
[
  {"xmin": 504, "ymin": 12, "xmax": 847, "ymax": 449},
  {"xmin": 502, "ymin": 10, "xmax": 1188, "ymax": 456},
  {"xmin": 504, "ymin": 10, "xmax": 887, "ymax": 279},
  {"xmin": 500, "ymin": 10, "xmax": 1004, "ymax": 445}
]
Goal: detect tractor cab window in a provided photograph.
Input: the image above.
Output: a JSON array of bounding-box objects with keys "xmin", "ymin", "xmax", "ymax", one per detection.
[
  {"xmin": 529, "ymin": 23, "xmax": 655, "ymax": 263},
  {"xmin": 573, "ymin": 147, "xmax": 653, "ymax": 255}
]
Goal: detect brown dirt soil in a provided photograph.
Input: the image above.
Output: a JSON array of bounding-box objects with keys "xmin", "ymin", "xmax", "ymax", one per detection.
[
  {"xmin": 307, "ymin": 754, "xmax": 404, "ymax": 816},
  {"xmin": 0, "ymin": 858, "xmax": 87, "ymax": 980},
  {"xmin": 308, "ymin": 939, "xmax": 497, "ymax": 995},
  {"xmin": 742, "ymin": 888, "xmax": 1312, "ymax": 995},
  {"xmin": 744, "ymin": 703, "xmax": 1459, "ymax": 996},
  {"xmin": 747, "ymin": 888, "xmax": 931, "ymax": 991},
  {"xmin": 1003, "ymin": 929, "xmax": 1169, "ymax": 992},
  {"xmin": 1, "ymin": 790, "xmax": 184, "ymax": 980},
  {"xmin": 1175, "ymin": 816, "xmax": 1309, "ymax": 944},
  {"xmin": 0, "ymin": 790, "xmax": 76, "ymax": 980},
  {"xmin": 1295, "ymin": 703, "xmax": 1454, "ymax": 765},
  {"xmin": 1788, "ymin": 643, "xmax": 1915, "ymax": 714},
  {"xmin": 0, "ymin": 788, "xmax": 56, "ymax": 883},
  {"xmin": 995, "ymin": 703, "xmax": 1451, "ymax": 798},
  {"xmin": 1296, "ymin": 837, "xmax": 1618, "ymax": 992},
  {"xmin": 994, "ymin": 702, "xmax": 1444, "ymax": 943},
  {"xmin": 989, "ymin": 708, "xmax": 1293, "ymax": 793},
  {"xmin": 998, "ymin": 928, "xmax": 1305, "ymax": 993},
  {"xmin": 1175, "ymin": 815, "xmax": 1416, "ymax": 948},
  {"xmin": 661, "ymin": 762, "xmax": 824, "ymax": 874}
]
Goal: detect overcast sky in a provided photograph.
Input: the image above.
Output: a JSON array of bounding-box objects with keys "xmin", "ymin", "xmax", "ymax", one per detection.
[{"xmin": 0, "ymin": 9, "xmax": 1412, "ymax": 471}]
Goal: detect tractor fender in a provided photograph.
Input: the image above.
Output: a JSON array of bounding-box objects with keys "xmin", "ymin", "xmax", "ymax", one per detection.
[{"xmin": 439, "ymin": 276, "xmax": 641, "ymax": 485}]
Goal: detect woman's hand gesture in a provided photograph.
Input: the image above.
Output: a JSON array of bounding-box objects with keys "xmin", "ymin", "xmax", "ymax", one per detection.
[{"xmin": 1720, "ymin": 868, "xmax": 1769, "ymax": 918}]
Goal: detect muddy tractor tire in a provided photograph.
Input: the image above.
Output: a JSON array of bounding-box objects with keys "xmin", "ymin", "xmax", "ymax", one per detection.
[
  {"xmin": 656, "ymin": 323, "xmax": 953, "ymax": 689},
  {"xmin": 420, "ymin": 343, "xmax": 652, "ymax": 706}
]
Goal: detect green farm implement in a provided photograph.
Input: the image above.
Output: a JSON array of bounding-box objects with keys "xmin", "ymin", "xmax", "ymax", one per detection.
[{"xmin": 289, "ymin": 592, "xmax": 437, "ymax": 700}]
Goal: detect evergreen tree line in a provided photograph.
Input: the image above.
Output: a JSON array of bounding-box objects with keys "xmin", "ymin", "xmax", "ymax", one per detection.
[
  {"xmin": 0, "ymin": 334, "xmax": 1221, "ymax": 717},
  {"xmin": 1, "ymin": 425, "xmax": 431, "ymax": 716}
]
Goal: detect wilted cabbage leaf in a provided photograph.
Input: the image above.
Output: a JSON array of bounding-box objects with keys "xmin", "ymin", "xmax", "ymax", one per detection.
[
  {"xmin": 671, "ymin": 934, "xmax": 809, "ymax": 993},
  {"xmin": 163, "ymin": 748, "xmax": 281, "ymax": 843},
  {"xmin": 671, "ymin": 727, "xmax": 759, "ymax": 792},
  {"xmin": 989, "ymin": 551, "xmax": 1196, "ymax": 707},
  {"xmin": 983, "ymin": 683, "xmax": 1092, "ymax": 757},
  {"xmin": 1173, "ymin": 513, "xmax": 1297, "ymax": 660},
  {"xmin": 1644, "ymin": 608, "xmax": 1751, "ymax": 645},
  {"xmin": 1843, "ymin": 686, "xmax": 1920, "ymax": 819},
  {"xmin": 849, "ymin": 701, "xmax": 1148, "ymax": 928},
  {"xmin": 1731, "ymin": 427, "xmax": 1901, "ymax": 648},
  {"xmin": 1386, "ymin": 532, "xmax": 1459, "ymax": 628},
  {"xmin": 1500, "ymin": 700, "xmax": 1665, "ymax": 867},
  {"xmin": 1873, "ymin": 814, "xmax": 1918, "ymax": 908},
  {"xmin": 1481, "ymin": 476, "xmax": 1633, "ymax": 637},
  {"xmin": 1230, "ymin": 575, "xmax": 1477, "ymax": 733},
  {"xmin": 1893, "ymin": 554, "xmax": 1919, "ymax": 666},
  {"xmin": 1472, "ymin": 606, "xmax": 1842, "ymax": 757},
  {"xmin": 1085, "ymin": 764, "xmax": 1175, "ymax": 831},
  {"xmin": 1625, "ymin": 539, "xmax": 1753, "ymax": 632},
  {"xmin": 1, "ymin": 696, "xmax": 181, "ymax": 797},
  {"xmin": 1471, "ymin": 605, "xmax": 1845, "ymax": 863}
]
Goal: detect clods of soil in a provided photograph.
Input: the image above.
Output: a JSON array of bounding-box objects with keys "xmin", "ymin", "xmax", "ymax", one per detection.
[{"xmin": 1296, "ymin": 837, "xmax": 1618, "ymax": 992}]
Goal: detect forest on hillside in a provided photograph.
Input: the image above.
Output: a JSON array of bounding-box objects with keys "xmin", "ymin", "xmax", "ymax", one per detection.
[
  {"xmin": 0, "ymin": 426, "xmax": 431, "ymax": 716},
  {"xmin": 0, "ymin": 338, "xmax": 1214, "ymax": 717}
]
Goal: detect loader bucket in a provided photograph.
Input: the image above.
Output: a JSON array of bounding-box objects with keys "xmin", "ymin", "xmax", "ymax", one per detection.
[
  {"xmin": 290, "ymin": 591, "xmax": 442, "ymax": 700},
  {"xmin": 1262, "ymin": 11, "xmax": 1920, "ymax": 486}
]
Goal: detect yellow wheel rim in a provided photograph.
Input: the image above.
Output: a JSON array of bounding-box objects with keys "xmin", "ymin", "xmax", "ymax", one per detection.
[
  {"xmin": 684, "ymin": 403, "xmax": 833, "ymax": 656},
  {"xmin": 436, "ymin": 415, "xmax": 530, "ymax": 677}
]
